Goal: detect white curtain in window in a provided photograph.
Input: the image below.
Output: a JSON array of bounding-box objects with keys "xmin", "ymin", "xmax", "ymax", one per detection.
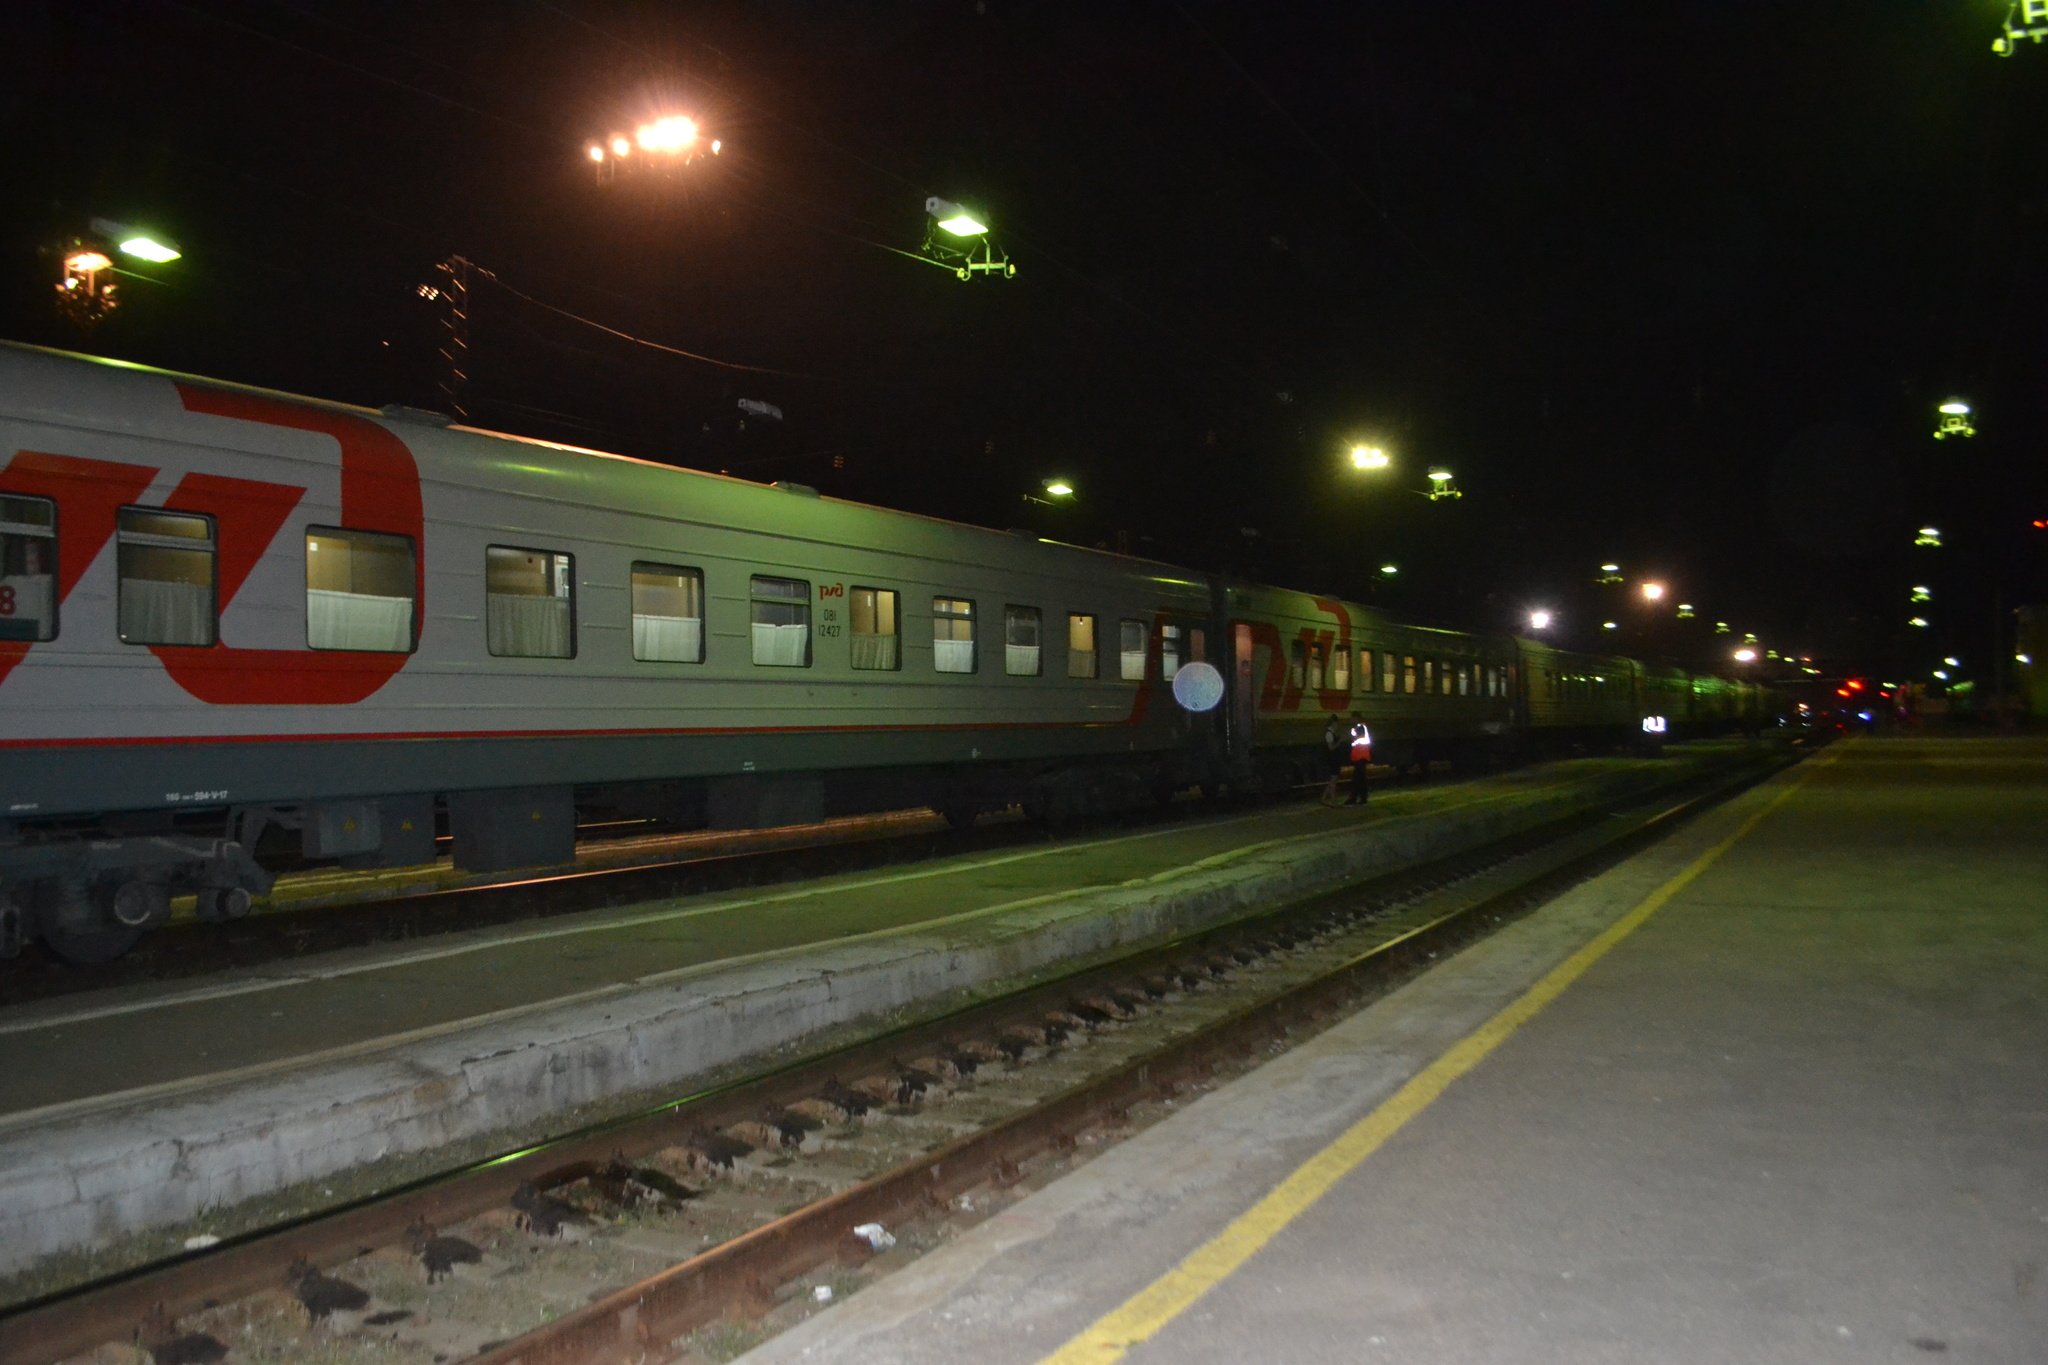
[
  {"xmin": 1120, "ymin": 649, "xmax": 1146, "ymax": 681},
  {"xmin": 933, "ymin": 638, "xmax": 974, "ymax": 673},
  {"xmin": 120, "ymin": 580, "xmax": 212, "ymax": 645},
  {"xmin": 751, "ymin": 621, "xmax": 809, "ymax": 665},
  {"xmin": 850, "ymin": 633, "xmax": 898, "ymax": 670},
  {"xmin": 487, "ymin": 593, "xmax": 572, "ymax": 657},
  {"xmin": 308, "ymin": 589, "xmax": 413, "ymax": 651},
  {"xmin": 633, "ymin": 613, "xmax": 702, "ymax": 662},
  {"xmin": 1005, "ymin": 643, "xmax": 1041, "ymax": 675}
]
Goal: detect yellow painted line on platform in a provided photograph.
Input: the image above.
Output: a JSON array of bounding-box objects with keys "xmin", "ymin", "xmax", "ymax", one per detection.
[{"xmin": 1038, "ymin": 747, "xmax": 1838, "ymax": 1365}]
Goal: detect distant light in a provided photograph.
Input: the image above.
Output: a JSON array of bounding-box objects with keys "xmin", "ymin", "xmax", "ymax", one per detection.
[
  {"xmin": 1639, "ymin": 581, "xmax": 1666, "ymax": 602},
  {"xmin": 1528, "ymin": 609, "xmax": 1552, "ymax": 631},
  {"xmin": 1938, "ymin": 400, "xmax": 1971, "ymax": 415},
  {"xmin": 1714, "ymin": 620, "xmax": 1730, "ymax": 634},
  {"xmin": 64, "ymin": 249, "xmax": 112, "ymax": 273},
  {"xmin": 1426, "ymin": 466, "xmax": 1454, "ymax": 483},
  {"xmin": 1379, "ymin": 563, "xmax": 1399, "ymax": 576},
  {"xmin": 1349, "ymin": 445, "xmax": 1390, "ymax": 470},
  {"xmin": 1042, "ymin": 479, "xmax": 1074, "ymax": 498},
  {"xmin": 1910, "ymin": 585, "xmax": 1931, "ymax": 602},
  {"xmin": 1602, "ymin": 621, "xmax": 1619, "ymax": 632},
  {"xmin": 610, "ymin": 135, "xmax": 632, "ymax": 157},
  {"xmin": 2019, "ymin": 653, "xmax": 2033, "ymax": 665},
  {"xmin": 1599, "ymin": 563, "xmax": 1620, "ymax": 573},
  {"xmin": 1857, "ymin": 711, "xmax": 1875, "ymax": 723},
  {"xmin": 711, "ymin": 139, "xmax": 723, "ymax": 154},
  {"xmin": 637, "ymin": 115, "xmax": 699, "ymax": 153},
  {"xmin": 1933, "ymin": 669, "xmax": 1950, "ymax": 681},
  {"xmin": 1943, "ymin": 656, "xmax": 1960, "ymax": 667},
  {"xmin": 1908, "ymin": 616, "xmax": 1929, "ymax": 628},
  {"xmin": 587, "ymin": 143, "xmax": 606, "ymax": 162},
  {"xmin": 1641, "ymin": 715, "xmax": 1667, "ymax": 734},
  {"xmin": 1914, "ymin": 526, "xmax": 1941, "ymax": 547},
  {"xmin": 1733, "ymin": 647, "xmax": 1758, "ymax": 662},
  {"xmin": 1676, "ymin": 603, "xmax": 1695, "ymax": 618},
  {"xmin": 117, "ymin": 235, "xmax": 181, "ymax": 263}
]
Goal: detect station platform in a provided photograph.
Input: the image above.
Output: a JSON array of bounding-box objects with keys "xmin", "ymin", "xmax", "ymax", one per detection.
[
  {"xmin": 0, "ymin": 744, "xmax": 1778, "ymax": 1291},
  {"xmin": 740, "ymin": 733, "xmax": 2048, "ymax": 1365}
]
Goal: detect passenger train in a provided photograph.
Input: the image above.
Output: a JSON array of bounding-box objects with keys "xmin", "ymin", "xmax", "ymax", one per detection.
[{"xmin": 0, "ymin": 344, "xmax": 1772, "ymax": 962}]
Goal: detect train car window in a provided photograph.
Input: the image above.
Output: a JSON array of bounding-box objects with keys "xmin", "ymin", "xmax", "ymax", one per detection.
[
  {"xmin": 750, "ymin": 575, "xmax": 811, "ymax": 666},
  {"xmin": 1422, "ymin": 659, "xmax": 1436, "ymax": 694},
  {"xmin": 1329, "ymin": 644, "xmax": 1350, "ymax": 691},
  {"xmin": 1288, "ymin": 639, "xmax": 1306, "ymax": 689},
  {"xmin": 486, "ymin": 545, "xmax": 575, "ymax": 658},
  {"xmin": 117, "ymin": 508, "xmax": 217, "ymax": 647},
  {"xmin": 0, "ymin": 494, "xmax": 57, "ymax": 642},
  {"xmin": 307, "ymin": 527, "xmax": 416, "ymax": 652},
  {"xmin": 630, "ymin": 562, "xmax": 704, "ymax": 662},
  {"xmin": 1458, "ymin": 664, "xmax": 1472, "ymax": 696},
  {"xmin": 1304, "ymin": 640, "xmax": 1324, "ymax": 690},
  {"xmin": 1162, "ymin": 623, "xmax": 1185, "ymax": 680},
  {"xmin": 1119, "ymin": 618, "xmax": 1146, "ymax": 680},
  {"xmin": 1358, "ymin": 648, "xmax": 1374, "ymax": 692},
  {"xmin": 850, "ymin": 587, "xmax": 900, "ymax": 670},
  {"xmin": 1402, "ymin": 655, "xmax": 1418, "ymax": 694},
  {"xmin": 1382, "ymin": 651, "xmax": 1397, "ymax": 693},
  {"xmin": 932, "ymin": 596, "xmax": 975, "ymax": 673},
  {"xmin": 1440, "ymin": 663, "xmax": 1455, "ymax": 696},
  {"xmin": 1005, "ymin": 605, "xmax": 1043, "ymax": 675},
  {"xmin": 1068, "ymin": 613, "xmax": 1098, "ymax": 679},
  {"xmin": 1190, "ymin": 627, "xmax": 1206, "ymax": 663}
]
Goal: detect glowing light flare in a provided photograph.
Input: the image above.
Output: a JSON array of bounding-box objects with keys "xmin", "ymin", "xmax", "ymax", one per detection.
[
  {"xmin": 1041, "ymin": 479, "xmax": 1074, "ymax": 498},
  {"xmin": 1942, "ymin": 656, "xmax": 1960, "ymax": 667},
  {"xmin": 610, "ymin": 136, "xmax": 632, "ymax": 157},
  {"xmin": 1908, "ymin": 617, "xmax": 1929, "ymax": 628},
  {"xmin": 1348, "ymin": 445, "xmax": 1390, "ymax": 470},
  {"xmin": 636, "ymin": 115, "xmax": 699, "ymax": 154},
  {"xmin": 1733, "ymin": 647, "xmax": 1758, "ymax": 662},
  {"xmin": 1426, "ymin": 466, "xmax": 1454, "ymax": 483},
  {"xmin": 937, "ymin": 212, "xmax": 988, "ymax": 236},
  {"xmin": 1938, "ymin": 400, "xmax": 1971, "ymax": 416},
  {"xmin": 1639, "ymin": 581, "xmax": 1666, "ymax": 602},
  {"xmin": 64, "ymin": 249, "xmax": 112, "ymax": 273},
  {"xmin": 1378, "ymin": 563, "xmax": 1399, "ymax": 576},
  {"xmin": 1527, "ymin": 609, "xmax": 1552, "ymax": 631},
  {"xmin": 1602, "ymin": 621, "xmax": 1619, "ymax": 632},
  {"xmin": 118, "ymin": 235, "xmax": 181, "ymax": 263},
  {"xmin": 587, "ymin": 144, "xmax": 606, "ymax": 162}
]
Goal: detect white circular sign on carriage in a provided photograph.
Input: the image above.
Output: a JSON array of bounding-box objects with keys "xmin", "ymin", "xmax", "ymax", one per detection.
[{"xmin": 1172, "ymin": 661, "xmax": 1225, "ymax": 713}]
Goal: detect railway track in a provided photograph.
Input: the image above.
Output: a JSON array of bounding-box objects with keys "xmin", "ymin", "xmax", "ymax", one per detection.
[{"xmin": 2, "ymin": 754, "xmax": 1790, "ymax": 1365}]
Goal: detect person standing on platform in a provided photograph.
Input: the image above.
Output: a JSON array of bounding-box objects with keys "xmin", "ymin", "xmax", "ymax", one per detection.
[
  {"xmin": 1347, "ymin": 713, "xmax": 1372, "ymax": 805},
  {"xmin": 1321, "ymin": 714, "xmax": 1346, "ymax": 805}
]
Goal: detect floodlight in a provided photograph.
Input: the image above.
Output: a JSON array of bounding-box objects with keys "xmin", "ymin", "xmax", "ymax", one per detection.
[{"xmin": 925, "ymin": 198, "xmax": 988, "ymax": 236}]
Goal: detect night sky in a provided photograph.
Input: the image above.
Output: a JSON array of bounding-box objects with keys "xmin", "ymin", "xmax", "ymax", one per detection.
[{"xmin": 5, "ymin": 1, "xmax": 2045, "ymax": 681}]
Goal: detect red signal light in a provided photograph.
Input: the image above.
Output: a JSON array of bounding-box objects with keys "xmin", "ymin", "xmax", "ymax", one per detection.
[
  {"xmin": 1835, "ymin": 687, "xmax": 1852, "ymax": 698},
  {"xmin": 1846, "ymin": 678, "xmax": 1865, "ymax": 691}
]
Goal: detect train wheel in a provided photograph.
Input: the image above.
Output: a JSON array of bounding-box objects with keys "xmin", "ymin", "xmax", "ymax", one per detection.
[{"xmin": 32, "ymin": 878, "xmax": 149, "ymax": 966}]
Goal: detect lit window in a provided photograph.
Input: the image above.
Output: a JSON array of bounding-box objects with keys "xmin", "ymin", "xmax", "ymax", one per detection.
[
  {"xmin": 1120, "ymin": 618, "xmax": 1146, "ymax": 681},
  {"xmin": 1005, "ymin": 605, "xmax": 1042, "ymax": 675},
  {"xmin": 1440, "ymin": 663, "xmax": 1454, "ymax": 696},
  {"xmin": 751, "ymin": 575, "xmax": 811, "ymax": 666},
  {"xmin": 933, "ymin": 596, "xmax": 975, "ymax": 673},
  {"xmin": 1305, "ymin": 640, "xmax": 1324, "ymax": 690},
  {"xmin": 486, "ymin": 545, "xmax": 574, "ymax": 658},
  {"xmin": 631, "ymin": 562, "xmax": 703, "ymax": 662},
  {"xmin": 1289, "ymin": 639, "xmax": 1306, "ymax": 689},
  {"xmin": 1382, "ymin": 651, "xmax": 1397, "ymax": 693},
  {"xmin": 850, "ymin": 586, "xmax": 900, "ymax": 670},
  {"xmin": 0, "ymin": 494, "xmax": 56, "ymax": 642},
  {"xmin": 1330, "ymin": 644, "xmax": 1350, "ymax": 691},
  {"xmin": 1162, "ymin": 622, "xmax": 1185, "ymax": 680},
  {"xmin": 1358, "ymin": 648, "xmax": 1375, "ymax": 692},
  {"xmin": 1068, "ymin": 612, "xmax": 1098, "ymax": 678},
  {"xmin": 118, "ymin": 507, "xmax": 216, "ymax": 647},
  {"xmin": 307, "ymin": 527, "xmax": 415, "ymax": 652},
  {"xmin": 1402, "ymin": 655, "xmax": 1418, "ymax": 694}
]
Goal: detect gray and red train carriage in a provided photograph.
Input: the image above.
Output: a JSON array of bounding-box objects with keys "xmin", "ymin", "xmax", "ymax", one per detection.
[{"xmin": 0, "ymin": 344, "xmax": 1771, "ymax": 962}]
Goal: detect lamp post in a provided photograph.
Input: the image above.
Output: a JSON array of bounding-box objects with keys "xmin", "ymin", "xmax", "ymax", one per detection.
[
  {"xmin": 587, "ymin": 113, "xmax": 722, "ymax": 182},
  {"xmin": 55, "ymin": 218, "xmax": 183, "ymax": 332}
]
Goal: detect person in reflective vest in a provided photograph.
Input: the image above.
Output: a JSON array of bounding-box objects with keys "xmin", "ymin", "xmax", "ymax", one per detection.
[{"xmin": 1346, "ymin": 713, "xmax": 1372, "ymax": 806}]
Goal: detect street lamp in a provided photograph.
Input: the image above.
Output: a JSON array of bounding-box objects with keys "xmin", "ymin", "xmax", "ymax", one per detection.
[
  {"xmin": 919, "ymin": 197, "xmax": 1014, "ymax": 279},
  {"xmin": 1527, "ymin": 609, "xmax": 1553, "ymax": 631},
  {"xmin": 1639, "ymin": 581, "xmax": 1666, "ymax": 602},
  {"xmin": 1914, "ymin": 526, "xmax": 1942, "ymax": 548},
  {"xmin": 1378, "ymin": 563, "xmax": 1399, "ymax": 577},
  {"xmin": 588, "ymin": 114, "xmax": 721, "ymax": 181},
  {"xmin": 1041, "ymin": 478, "xmax": 1074, "ymax": 499},
  {"xmin": 90, "ymin": 217, "xmax": 181, "ymax": 263},
  {"xmin": 1596, "ymin": 562, "xmax": 1624, "ymax": 585},
  {"xmin": 1733, "ymin": 647, "xmax": 1758, "ymax": 663},
  {"xmin": 1425, "ymin": 466, "xmax": 1462, "ymax": 501},
  {"xmin": 1348, "ymin": 444, "xmax": 1390, "ymax": 471},
  {"xmin": 1933, "ymin": 400, "xmax": 1975, "ymax": 440}
]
